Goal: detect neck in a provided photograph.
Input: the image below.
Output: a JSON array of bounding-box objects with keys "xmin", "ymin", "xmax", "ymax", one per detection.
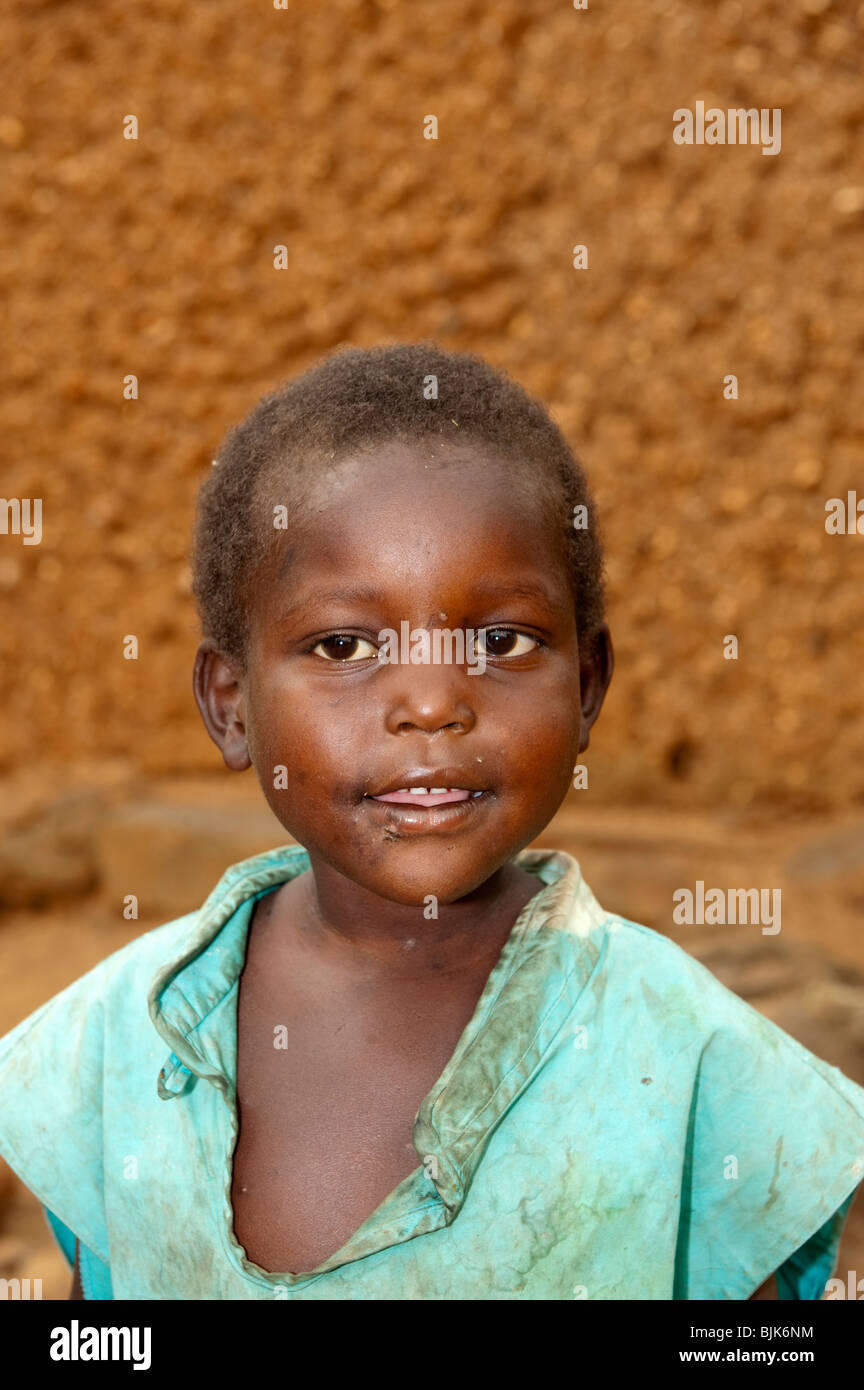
[{"xmin": 281, "ymin": 855, "xmax": 543, "ymax": 979}]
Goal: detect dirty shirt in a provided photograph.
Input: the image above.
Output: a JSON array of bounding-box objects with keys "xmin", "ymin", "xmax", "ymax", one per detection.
[{"xmin": 0, "ymin": 844, "xmax": 862, "ymax": 1301}]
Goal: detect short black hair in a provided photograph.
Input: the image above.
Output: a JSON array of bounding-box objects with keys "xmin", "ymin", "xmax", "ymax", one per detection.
[{"xmin": 192, "ymin": 340, "xmax": 606, "ymax": 670}]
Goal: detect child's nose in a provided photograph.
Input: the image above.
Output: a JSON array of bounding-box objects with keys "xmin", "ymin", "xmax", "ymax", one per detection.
[{"xmin": 384, "ymin": 680, "xmax": 477, "ymax": 737}]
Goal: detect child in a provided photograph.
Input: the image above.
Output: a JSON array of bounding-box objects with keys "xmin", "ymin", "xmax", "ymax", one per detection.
[{"xmin": 1, "ymin": 341, "xmax": 862, "ymax": 1300}]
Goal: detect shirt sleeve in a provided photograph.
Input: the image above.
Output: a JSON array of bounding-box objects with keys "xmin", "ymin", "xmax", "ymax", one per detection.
[
  {"xmin": 672, "ymin": 961, "xmax": 864, "ymax": 1300},
  {"xmin": 775, "ymin": 1187, "xmax": 858, "ymax": 1300},
  {"xmin": 43, "ymin": 1205, "xmax": 115, "ymax": 1300},
  {"xmin": 0, "ymin": 971, "xmax": 111, "ymax": 1266}
]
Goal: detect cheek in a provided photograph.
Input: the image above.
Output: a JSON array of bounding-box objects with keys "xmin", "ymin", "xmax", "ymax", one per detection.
[
  {"xmin": 248, "ymin": 674, "xmax": 369, "ymax": 783},
  {"xmin": 248, "ymin": 656, "xmax": 582, "ymax": 787},
  {"xmin": 497, "ymin": 670, "xmax": 583, "ymax": 752},
  {"xmin": 510, "ymin": 734, "xmax": 581, "ymax": 807}
]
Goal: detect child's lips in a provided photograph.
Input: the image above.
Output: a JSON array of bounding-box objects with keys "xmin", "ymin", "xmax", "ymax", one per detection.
[
  {"xmin": 362, "ymin": 770, "xmax": 489, "ymax": 825},
  {"xmin": 362, "ymin": 777, "xmax": 491, "ymax": 834},
  {"xmin": 370, "ymin": 788, "xmax": 475, "ymax": 808}
]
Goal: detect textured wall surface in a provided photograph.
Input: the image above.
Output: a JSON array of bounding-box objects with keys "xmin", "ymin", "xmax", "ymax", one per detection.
[{"xmin": 1, "ymin": 0, "xmax": 862, "ymax": 809}]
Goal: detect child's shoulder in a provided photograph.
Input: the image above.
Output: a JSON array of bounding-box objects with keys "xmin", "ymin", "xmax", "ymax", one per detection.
[
  {"xmin": 0, "ymin": 842, "xmax": 306, "ymax": 1061},
  {"xmin": 0, "ymin": 909, "xmax": 202, "ymax": 1062},
  {"xmin": 591, "ymin": 904, "xmax": 779, "ymax": 1020},
  {"xmin": 568, "ymin": 900, "xmax": 864, "ymax": 1110},
  {"xmin": 527, "ymin": 848, "xmax": 864, "ymax": 1100},
  {"xmin": 600, "ymin": 909, "xmax": 760, "ymax": 1017},
  {"xmin": 0, "ymin": 905, "xmax": 211, "ymax": 1267}
]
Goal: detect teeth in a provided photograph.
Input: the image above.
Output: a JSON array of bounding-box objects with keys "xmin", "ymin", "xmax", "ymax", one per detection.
[{"xmin": 378, "ymin": 786, "xmax": 483, "ymax": 796}]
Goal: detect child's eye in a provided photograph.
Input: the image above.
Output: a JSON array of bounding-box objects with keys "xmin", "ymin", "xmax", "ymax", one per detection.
[
  {"xmin": 474, "ymin": 628, "xmax": 539, "ymax": 658},
  {"xmin": 311, "ymin": 634, "xmax": 378, "ymax": 662}
]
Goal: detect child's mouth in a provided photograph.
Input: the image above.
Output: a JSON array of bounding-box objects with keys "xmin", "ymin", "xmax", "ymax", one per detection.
[
  {"xmin": 362, "ymin": 772, "xmax": 490, "ymax": 831},
  {"xmin": 369, "ymin": 787, "xmax": 480, "ymax": 808}
]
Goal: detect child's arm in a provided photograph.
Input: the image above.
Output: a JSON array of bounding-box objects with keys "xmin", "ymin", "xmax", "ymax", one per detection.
[
  {"xmin": 68, "ymin": 1239, "xmax": 84, "ymax": 1300},
  {"xmin": 749, "ymin": 1273, "xmax": 778, "ymax": 1299}
]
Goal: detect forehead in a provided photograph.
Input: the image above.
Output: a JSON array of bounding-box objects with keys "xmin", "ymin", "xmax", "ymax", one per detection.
[
  {"xmin": 263, "ymin": 439, "xmax": 569, "ymax": 558},
  {"xmin": 247, "ymin": 439, "xmax": 577, "ymax": 631},
  {"xmin": 256, "ymin": 438, "xmax": 570, "ymax": 599}
]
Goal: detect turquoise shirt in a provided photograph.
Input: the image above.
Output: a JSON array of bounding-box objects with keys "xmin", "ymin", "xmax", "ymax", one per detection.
[{"xmin": 1, "ymin": 844, "xmax": 862, "ymax": 1300}]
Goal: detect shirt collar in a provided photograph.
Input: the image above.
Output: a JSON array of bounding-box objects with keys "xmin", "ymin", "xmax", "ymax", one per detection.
[
  {"xmin": 149, "ymin": 845, "xmax": 312, "ymax": 1098},
  {"xmin": 148, "ymin": 842, "xmax": 610, "ymax": 1207}
]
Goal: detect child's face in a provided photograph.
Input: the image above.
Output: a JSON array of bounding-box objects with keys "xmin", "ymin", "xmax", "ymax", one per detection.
[{"xmin": 196, "ymin": 439, "xmax": 612, "ymax": 905}]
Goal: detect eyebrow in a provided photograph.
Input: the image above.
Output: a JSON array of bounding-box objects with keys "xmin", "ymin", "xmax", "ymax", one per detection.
[
  {"xmin": 465, "ymin": 579, "xmax": 566, "ymax": 612},
  {"xmin": 276, "ymin": 586, "xmax": 388, "ymax": 623},
  {"xmin": 277, "ymin": 579, "xmax": 566, "ymax": 625},
  {"xmin": 466, "ymin": 578, "xmax": 569, "ymax": 617}
]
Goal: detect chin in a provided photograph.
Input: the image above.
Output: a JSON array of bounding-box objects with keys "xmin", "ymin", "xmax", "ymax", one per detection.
[{"xmin": 351, "ymin": 849, "xmax": 515, "ymax": 907}]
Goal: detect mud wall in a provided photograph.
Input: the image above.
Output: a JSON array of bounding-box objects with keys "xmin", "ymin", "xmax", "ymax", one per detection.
[{"xmin": 1, "ymin": 0, "xmax": 862, "ymax": 810}]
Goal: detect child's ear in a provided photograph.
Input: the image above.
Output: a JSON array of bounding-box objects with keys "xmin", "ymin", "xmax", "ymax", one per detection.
[
  {"xmin": 578, "ymin": 623, "xmax": 614, "ymax": 754},
  {"xmin": 192, "ymin": 639, "xmax": 252, "ymax": 771}
]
